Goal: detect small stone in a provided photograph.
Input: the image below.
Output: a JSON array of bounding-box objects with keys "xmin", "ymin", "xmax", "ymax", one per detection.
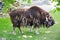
[
  {"xmin": 2, "ymin": 38, "xmax": 6, "ymax": 40},
  {"xmin": 44, "ymin": 37, "xmax": 46, "ymax": 39},
  {"xmin": 23, "ymin": 35, "xmax": 27, "ymax": 38},
  {"xmin": 3, "ymin": 30, "xmax": 7, "ymax": 33},
  {"xmin": 28, "ymin": 35, "xmax": 32, "ymax": 38},
  {"xmin": 18, "ymin": 36, "xmax": 21, "ymax": 38},
  {"xmin": 45, "ymin": 31, "xmax": 51, "ymax": 33},
  {"xmin": 12, "ymin": 31, "xmax": 16, "ymax": 35}
]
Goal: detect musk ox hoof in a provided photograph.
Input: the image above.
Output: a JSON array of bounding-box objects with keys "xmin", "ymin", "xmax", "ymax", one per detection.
[
  {"xmin": 29, "ymin": 30, "xmax": 32, "ymax": 32},
  {"xmin": 21, "ymin": 31, "xmax": 24, "ymax": 35},
  {"xmin": 35, "ymin": 32, "xmax": 39, "ymax": 34},
  {"xmin": 12, "ymin": 31, "xmax": 16, "ymax": 35},
  {"xmin": 29, "ymin": 29, "xmax": 32, "ymax": 32}
]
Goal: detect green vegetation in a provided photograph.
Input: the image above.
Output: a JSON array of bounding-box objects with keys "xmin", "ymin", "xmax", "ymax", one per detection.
[
  {"xmin": 2, "ymin": 0, "xmax": 15, "ymax": 13},
  {"xmin": 2, "ymin": 0, "xmax": 31, "ymax": 13},
  {"xmin": 0, "ymin": 0, "xmax": 60, "ymax": 40},
  {"xmin": 2, "ymin": 0, "xmax": 60, "ymax": 13},
  {"xmin": 52, "ymin": 0, "xmax": 60, "ymax": 5},
  {"xmin": 0, "ymin": 11, "xmax": 60, "ymax": 40}
]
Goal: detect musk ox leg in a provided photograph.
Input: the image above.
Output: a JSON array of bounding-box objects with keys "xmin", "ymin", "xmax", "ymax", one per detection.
[
  {"xmin": 18, "ymin": 27, "xmax": 24, "ymax": 34},
  {"xmin": 29, "ymin": 22, "xmax": 33, "ymax": 32},
  {"xmin": 27, "ymin": 21, "xmax": 33, "ymax": 32},
  {"xmin": 29, "ymin": 26, "xmax": 32, "ymax": 32},
  {"xmin": 12, "ymin": 27, "xmax": 16, "ymax": 35},
  {"xmin": 33, "ymin": 19, "xmax": 40, "ymax": 34},
  {"xmin": 17, "ymin": 19, "xmax": 24, "ymax": 34},
  {"xmin": 34, "ymin": 27, "xmax": 39, "ymax": 34}
]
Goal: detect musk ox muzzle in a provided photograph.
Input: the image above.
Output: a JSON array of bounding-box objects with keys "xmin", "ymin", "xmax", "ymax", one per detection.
[{"xmin": 44, "ymin": 16, "xmax": 55, "ymax": 28}]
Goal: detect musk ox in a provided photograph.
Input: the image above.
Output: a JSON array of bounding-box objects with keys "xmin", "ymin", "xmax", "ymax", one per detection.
[
  {"xmin": 25, "ymin": 6, "xmax": 55, "ymax": 34},
  {"xmin": 9, "ymin": 6, "xmax": 55, "ymax": 34}
]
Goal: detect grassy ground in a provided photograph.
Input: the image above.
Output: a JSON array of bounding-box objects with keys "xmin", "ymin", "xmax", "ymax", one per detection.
[{"xmin": 0, "ymin": 11, "xmax": 60, "ymax": 40}]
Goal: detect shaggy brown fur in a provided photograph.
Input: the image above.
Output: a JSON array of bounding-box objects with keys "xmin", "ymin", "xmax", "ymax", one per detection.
[{"xmin": 9, "ymin": 6, "xmax": 55, "ymax": 34}]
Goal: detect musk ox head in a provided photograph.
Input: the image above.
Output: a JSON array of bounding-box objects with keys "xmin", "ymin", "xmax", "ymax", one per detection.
[{"xmin": 44, "ymin": 16, "xmax": 55, "ymax": 28}]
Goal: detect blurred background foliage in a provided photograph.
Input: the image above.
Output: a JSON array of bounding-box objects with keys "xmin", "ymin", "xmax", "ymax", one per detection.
[
  {"xmin": 2, "ymin": 0, "xmax": 60, "ymax": 13},
  {"xmin": 52, "ymin": 0, "xmax": 60, "ymax": 5},
  {"xmin": 3, "ymin": 0, "xmax": 15, "ymax": 13},
  {"xmin": 54, "ymin": 0, "xmax": 60, "ymax": 11},
  {"xmin": 2, "ymin": 0, "xmax": 31, "ymax": 13}
]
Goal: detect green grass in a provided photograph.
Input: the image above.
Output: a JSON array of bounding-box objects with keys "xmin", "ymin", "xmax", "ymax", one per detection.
[{"xmin": 0, "ymin": 11, "xmax": 60, "ymax": 40}]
